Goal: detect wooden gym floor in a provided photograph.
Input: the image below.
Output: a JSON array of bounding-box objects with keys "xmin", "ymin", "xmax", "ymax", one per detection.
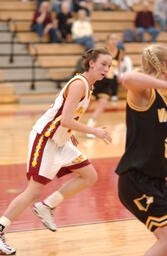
[{"xmin": 0, "ymin": 101, "xmax": 155, "ymax": 255}]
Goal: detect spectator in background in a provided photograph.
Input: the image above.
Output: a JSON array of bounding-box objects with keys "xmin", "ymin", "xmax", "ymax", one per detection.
[
  {"xmin": 37, "ymin": 0, "xmax": 45, "ymax": 9},
  {"xmin": 154, "ymin": 0, "xmax": 167, "ymax": 31},
  {"xmin": 72, "ymin": 0, "xmax": 92, "ymax": 16},
  {"xmin": 135, "ymin": 1, "xmax": 159, "ymax": 42},
  {"xmin": 105, "ymin": 33, "xmax": 123, "ymax": 101},
  {"xmin": 31, "ymin": 1, "xmax": 59, "ymax": 43},
  {"xmin": 71, "ymin": 9, "xmax": 94, "ymax": 50},
  {"xmin": 110, "ymin": 0, "xmax": 131, "ymax": 10},
  {"xmin": 56, "ymin": 1, "xmax": 73, "ymax": 42},
  {"xmin": 86, "ymin": 33, "xmax": 123, "ymax": 138},
  {"xmin": 120, "ymin": 47, "xmax": 133, "ymax": 75},
  {"xmin": 51, "ymin": 0, "xmax": 73, "ymax": 13},
  {"xmin": 125, "ymin": 0, "xmax": 140, "ymax": 10},
  {"xmin": 93, "ymin": 0, "xmax": 113, "ymax": 11}
]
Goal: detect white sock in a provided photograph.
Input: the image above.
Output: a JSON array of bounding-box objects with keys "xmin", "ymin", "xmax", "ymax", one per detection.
[
  {"xmin": 44, "ymin": 191, "xmax": 64, "ymax": 209},
  {"xmin": 0, "ymin": 216, "xmax": 11, "ymax": 232}
]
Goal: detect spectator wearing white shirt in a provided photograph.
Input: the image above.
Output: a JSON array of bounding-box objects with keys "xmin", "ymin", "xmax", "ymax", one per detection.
[
  {"xmin": 71, "ymin": 9, "xmax": 94, "ymax": 50},
  {"xmin": 120, "ymin": 49, "xmax": 133, "ymax": 74},
  {"xmin": 154, "ymin": 0, "xmax": 167, "ymax": 31}
]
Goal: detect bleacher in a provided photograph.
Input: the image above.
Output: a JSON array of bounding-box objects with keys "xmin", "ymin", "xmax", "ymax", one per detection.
[{"xmin": 0, "ymin": 0, "xmax": 165, "ymax": 103}]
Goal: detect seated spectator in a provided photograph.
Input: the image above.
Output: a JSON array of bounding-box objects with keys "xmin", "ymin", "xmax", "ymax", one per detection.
[
  {"xmin": 72, "ymin": 0, "xmax": 91, "ymax": 16},
  {"xmin": 154, "ymin": 0, "xmax": 167, "ymax": 31},
  {"xmin": 56, "ymin": 1, "xmax": 73, "ymax": 42},
  {"xmin": 135, "ymin": 1, "xmax": 159, "ymax": 42},
  {"xmin": 51, "ymin": 0, "xmax": 73, "ymax": 13},
  {"xmin": 71, "ymin": 9, "xmax": 94, "ymax": 50},
  {"xmin": 125, "ymin": 0, "xmax": 140, "ymax": 10},
  {"xmin": 93, "ymin": 0, "xmax": 113, "ymax": 11},
  {"xmin": 110, "ymin": 0, "xmax": 131, "ymax": 10},
  {"xmin": 31, "ymin": 1, "xmax": 59, "ymax": 43},
  {"xmin": 37, "ymin": 0, "xmax": 45, "ymax": 9},
  {"xmin": 120, "ymin": 47, "xmax": 133, "ymax": 74},
  {"xmin": 105, "ymin": 33, "xmax": 123, "ymax": 101}
]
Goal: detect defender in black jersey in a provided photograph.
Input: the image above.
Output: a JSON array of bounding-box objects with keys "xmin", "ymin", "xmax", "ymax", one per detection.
[{"xmin": 116, "ymin": 44, "xmax": 167, "ymax": 256}]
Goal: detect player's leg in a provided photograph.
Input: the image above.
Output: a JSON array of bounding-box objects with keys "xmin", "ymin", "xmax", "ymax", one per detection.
[
  {"xmin": 0, "ymin": 179, "xmax": 44, "ymax": 255},
  {"xmin": 144, "ymin": 226, "xmax": 167, "ymax": 256},
  {"xmin": 33, "ymin": 163, "xmax": 97, "ymax": 231},
  {"xmin": 0, "ymin": 130, "xmax": 51, "ymax": 254}
]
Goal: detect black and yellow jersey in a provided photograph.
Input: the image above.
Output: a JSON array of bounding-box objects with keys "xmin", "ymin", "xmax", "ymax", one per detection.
[{"xmin": 116, "ymin": 89, "xmax": 167, "ymax": 178}]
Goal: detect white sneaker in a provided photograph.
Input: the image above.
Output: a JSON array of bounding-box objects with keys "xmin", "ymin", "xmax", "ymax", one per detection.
[
  {"xmin": 33, "ymin": 202, "xmax": 57, "ymax": 232},
  {"xmin": 0, "ymin": 233, "xmax": 16, "ymax": 255}
]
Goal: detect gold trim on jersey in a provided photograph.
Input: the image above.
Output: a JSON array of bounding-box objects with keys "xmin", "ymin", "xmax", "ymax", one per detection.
[
  {"xmin": 76, "ymin": 106, "xmax": 84, "ymax": 116},
  {"xmin": 63, "ymin": 78, "xmax": 86, "ymax": 99},
  {"xmin": 146, "ymin": 214, "xmax": 167, "ymax": 231},
  {"xmin": 133, "ymin": 194, "xmax": 154, "ymax": 212},
  {"xmin": 157, "ymin": 90, "xmax": 167, "ymax": 107},
  {"xmin": 44, "ymin": 115, "xmax": 62, "ymax": 137},
  {"xmin": 127, "ymin": 89, "xmax": 156, "ymax": 112},
  {"xmin": 32, "ymin": 135, "xmax": 44, "ymax": 167}
]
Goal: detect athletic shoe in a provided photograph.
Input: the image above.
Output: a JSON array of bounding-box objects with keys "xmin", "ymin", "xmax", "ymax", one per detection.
[
  {"xmin": 0, "ymin": 233, "xmax": 16, "ymax": 255},
  {"xmin": 33, "ymin": 202, "xmax": 57, "ymax": 232}
]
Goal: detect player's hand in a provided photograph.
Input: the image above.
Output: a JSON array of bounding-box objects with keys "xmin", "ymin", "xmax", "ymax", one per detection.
[
  {"xmin": 71, "ymin": 134, "xmax": 79, "ymax": 146},
  {"xmin": 93, "ymin": 127, "xmax": 112, "ymax": 144}
]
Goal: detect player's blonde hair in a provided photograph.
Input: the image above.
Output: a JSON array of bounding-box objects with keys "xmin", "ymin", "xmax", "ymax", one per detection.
[{"xmin": 142, "ymin": 44, "xmax": 167, "ymax": 78}]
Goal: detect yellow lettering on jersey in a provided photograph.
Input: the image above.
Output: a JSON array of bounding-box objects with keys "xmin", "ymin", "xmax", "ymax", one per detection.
[
  {"xmin": 76, "ymin": 107, "xmax": 84, "ymax": 116},
  {"xmin": 72, "ymin": 155, "xmax": 86, "ymax": 164},
  {"xmin": 157, "ymin": 108, "xmax": 167, "ymax": 123}
]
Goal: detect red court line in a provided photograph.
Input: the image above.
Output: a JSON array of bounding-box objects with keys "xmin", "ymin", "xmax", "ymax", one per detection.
[{"xmin": 0, "ymin": 157, "xmax": 132, "ymax": 232}]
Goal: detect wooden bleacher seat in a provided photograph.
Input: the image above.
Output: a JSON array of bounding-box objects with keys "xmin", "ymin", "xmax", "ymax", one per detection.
[
  {"xmin": 9, "ymin": 21, "xmax": 31, "ymax": 32},
  {"xmin": 0, "ymin": 70, "xmax": 18, "ymax": 103},
  {"xmin": 0, "ymin": 1, "xmax": 35, "ymax": 11},
  {"xmin": 0, "ymin": 11, "xmax": 34, "ymax": 21},
  {"xmin": 0, "ymin": 3, "xmax": 158, "ymax": 100},
  {"xmin": 92, "ymin": 21, "xmax": 134, "ymax": 32},
  {"xmin": 29, "ymin": 43, "xmax": 84, "ymax": 55},
  {"xmin": 38, "ymin": 56, "xmax": 79, "ymax": 68},
  {"xmin": 49, "ymin": 68, "xmax": 74, "ymax": 81},
  {"xmin": 91, "ymin": 11, "xmax": 135, "ymax": 21},
  {"xmin": 0, "ymin": 83, "xmax": 19, "ymax": 103},
  {"xmin": 17, "ymin": 32, "xmax": 49, "ymax": 43},
  {"xmin": 124, "ymin": 42, "xmax": 149, "ymax": 54}
]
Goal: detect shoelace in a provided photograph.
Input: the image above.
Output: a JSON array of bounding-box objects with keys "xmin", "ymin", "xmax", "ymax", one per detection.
[{"xmin": 0, "ymin": 233, "xmax": 12, "ymax": 250}]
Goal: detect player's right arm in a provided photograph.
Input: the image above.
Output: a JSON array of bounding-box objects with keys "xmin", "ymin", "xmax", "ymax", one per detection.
[
  {"xmin": 60, "ymin": 80, "xmax": 112, "ymax": 144},
  {"xmin": 122, "ymin": 71, "xmax": 167, "ymax": 108}
]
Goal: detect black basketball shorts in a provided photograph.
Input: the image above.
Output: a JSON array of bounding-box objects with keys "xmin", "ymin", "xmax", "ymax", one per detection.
[{"xmin": 118, "ymin": 170, "xmax": 167, "ymax": 232}]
